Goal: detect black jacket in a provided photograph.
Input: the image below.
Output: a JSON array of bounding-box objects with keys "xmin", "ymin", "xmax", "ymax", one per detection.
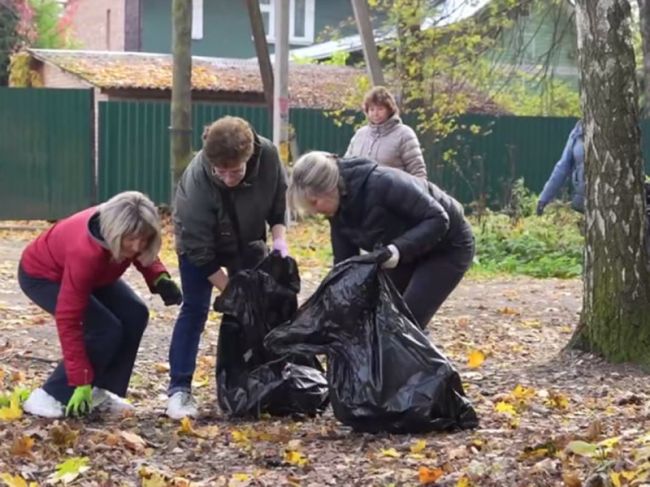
[
  {"xmin": 331, "ymin": 158, "xmax": 472, "ymax": 264},
  {"xmin": 173, "ymin": 133, "xmax": 287, "ymax": 269}
]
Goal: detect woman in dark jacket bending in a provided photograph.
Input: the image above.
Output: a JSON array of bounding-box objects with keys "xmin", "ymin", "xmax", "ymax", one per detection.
[{"xmin": 288, "ymin": 151, "xmax": 474, "ymax": 329}]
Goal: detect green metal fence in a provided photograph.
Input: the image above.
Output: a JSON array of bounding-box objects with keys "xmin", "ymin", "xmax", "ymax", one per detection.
[
  {"xmin": 98, "ymin": 101, "xmax": 358, "ymax": 204},
  {"xmin": 98, "ymin": 100, "xmax": 588, "ymax": 207},
  {"xmin": 0, "ymin": 88, "xmax": 94, "ymax": 220}
]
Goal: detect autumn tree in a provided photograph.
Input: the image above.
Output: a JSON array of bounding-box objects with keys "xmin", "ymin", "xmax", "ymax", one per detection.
[{"xmin": 569, "ymin": 0, "xmax": 650, "ymax": 364}]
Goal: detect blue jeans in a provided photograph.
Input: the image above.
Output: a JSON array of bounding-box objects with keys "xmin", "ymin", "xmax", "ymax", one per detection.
[
  {"xmin": 168, "ymin": 243, "xmax": 267, "ymax": 395},
  {"xmin": 18, "ymin": 265, "xmax": 149, "ymax": 404}
]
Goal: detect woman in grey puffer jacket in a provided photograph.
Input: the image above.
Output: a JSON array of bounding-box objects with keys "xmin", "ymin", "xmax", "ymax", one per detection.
[{"xmin": 345, "ymin": 86, "xmax": 427, "ymax": 179}]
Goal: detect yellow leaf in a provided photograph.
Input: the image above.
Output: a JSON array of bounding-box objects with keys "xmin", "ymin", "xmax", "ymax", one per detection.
[
  {"xmin": 47, "ymin": 456, "xmax": 90, "ymax": 484},
  {"xmin": 610, "ymin": 472, "xmax": 622, "ymax": 487},
  {"xmin": 599, "ymin": 436, "xmax": 620, "ymax": 449},
  {"xmin": 410, "ymin": 440, "xmax": 427, "ymax": 454},
  {"xmin": 456, "ymin": 476, "xmax": 472, "ymax": 487},
  {"xmin": 0, "ymin": 392, "xmax": 22, "ymax": 421},
  {"xmin": 231, "ymin": 429, "xmax": 249, "ymax": 444},
  {"xmin": 231, "ymin": 472, "xmax": 251, "ymax": 481},
  {"xmin": 512, "ymin": 384, "xmax": 536, "ymax": 401},
  {"xmin": 0, "ymin": 473, "xmax": 38, "ymax": 487},
  {"xmin": 284, "ymin": 450, "xmax": 309, "ymax": 467},
  {"xmin": 138, "ymin": 466, "xmax": 170, "ymax": 487},
  {"xmin": 418, "ymin": 466, "xmax": 444, "ymax": 484},
  {"xmin": 494, "ymin": 401, "xmax": 517, "ymax": 416},
  {"xmin": 466, "ymin": 350, "xmax": 485, "ymax": 369},
  {"xmin": 178, "ymin": 416, "xmax": 196, "ymax": 436},
  {"xmin": 380, "ymin": 447, "xmax": 402, "ymax": 458}
]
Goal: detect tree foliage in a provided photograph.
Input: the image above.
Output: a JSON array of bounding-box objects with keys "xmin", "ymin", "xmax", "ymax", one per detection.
[{"xmin": 0, "ymin": 0, "xmax": 79, "ymax": 85}]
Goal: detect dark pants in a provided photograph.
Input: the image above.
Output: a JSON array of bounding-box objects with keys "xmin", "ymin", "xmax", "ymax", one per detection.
[
  {"xmin": 17, "ymin": 265, "xmax": 149, "ymax": 404},
  {"xmin": 168, "ymin": 242, "xmax": 267, "ymax": 395},
  {"xmin": 387, "ymin": 239, "xmax": 474, "ymax": 329}
]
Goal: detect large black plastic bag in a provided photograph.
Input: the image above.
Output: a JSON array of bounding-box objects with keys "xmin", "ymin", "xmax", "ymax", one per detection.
[
  {"xmin": 215, "ymin": 252, "xmax": 328, "ymax": 417},
  {"xmin": 264, "ymin": 256, "xmax": 479, "ymax": 433}
]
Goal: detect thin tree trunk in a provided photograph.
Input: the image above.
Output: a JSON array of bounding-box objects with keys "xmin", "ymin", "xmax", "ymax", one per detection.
[
  {"xmin": 570, "ymin": 0, "xmax": 650, "ymax": 364},
  {"xmin": 639, "ymin": 0, "xmax": 650, "ymax": 115},
  {"xmin": 170, "ymin": 0, "xmax": 192, "ymax": 205}
]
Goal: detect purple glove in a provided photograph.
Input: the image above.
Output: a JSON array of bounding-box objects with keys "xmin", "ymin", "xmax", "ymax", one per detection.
[{"xmin": 273, "ymin": 238, "xmax": 289, "ymax": 257}]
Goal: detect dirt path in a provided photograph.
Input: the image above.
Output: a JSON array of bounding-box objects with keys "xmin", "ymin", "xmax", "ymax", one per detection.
[{"xmin": 0, "ymin": 228, "xmax": 647, "ymax": 486}]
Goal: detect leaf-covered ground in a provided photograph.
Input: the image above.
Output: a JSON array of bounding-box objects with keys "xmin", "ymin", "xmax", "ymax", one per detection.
[{"xmin": 0, "ymin": 220, "xmax": 649, "ymax": 487}]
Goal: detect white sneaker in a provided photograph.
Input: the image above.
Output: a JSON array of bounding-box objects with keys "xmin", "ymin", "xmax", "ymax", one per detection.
[
  {"xmin": 22, "ymin": 388, "xmax": 64, "ymax": 418},
  {"xmin": 166, "ymin": 391, "xmax": 198, "ymax": 419},
  {"xmin": 92, "ymin": 387, "xmax": 134, "ymax": 414}
]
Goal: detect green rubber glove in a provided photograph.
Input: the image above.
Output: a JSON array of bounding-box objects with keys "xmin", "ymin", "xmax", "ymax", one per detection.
[{"xmin": 65, "ymin": 385, "xmax": 93, "ymax": 417}]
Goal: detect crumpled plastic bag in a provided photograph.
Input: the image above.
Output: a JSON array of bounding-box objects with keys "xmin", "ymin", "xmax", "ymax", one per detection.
[
  {"xmin": 265, "ymin": 255, "xmax": 479, "ymax": 433},
  {"xmin": 215, "ymin": 252, "xmax": 328, "ymax": 417}
]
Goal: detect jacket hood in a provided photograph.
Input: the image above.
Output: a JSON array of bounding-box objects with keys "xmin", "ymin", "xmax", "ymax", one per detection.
[{"xmin": 337, "ymin": 158, "xmax": 378, "ymax": 218}]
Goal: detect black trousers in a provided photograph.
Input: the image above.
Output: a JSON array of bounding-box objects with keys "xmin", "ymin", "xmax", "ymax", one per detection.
[
  {"xmin": 386, "ymin": 239, "xmax": 474, "ymax": 329},
  {"xmin": 18, "ymin": 265, "xmax": 149, "ymax": 404}
]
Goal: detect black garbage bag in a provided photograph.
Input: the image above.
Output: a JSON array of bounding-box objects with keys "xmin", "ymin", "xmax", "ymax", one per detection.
[
  {"xmin": 264, "ymin": 255, "xmax": 479, "ymax": 434},
  {"xmin": 215, "ymin": 252, "xmax": 329, "ymax": 417}
]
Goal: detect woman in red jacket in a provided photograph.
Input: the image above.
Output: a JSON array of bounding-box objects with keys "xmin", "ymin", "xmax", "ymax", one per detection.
[{"xmin": 18, "ymin": 191, "xmax": 182, "ymax": 418}]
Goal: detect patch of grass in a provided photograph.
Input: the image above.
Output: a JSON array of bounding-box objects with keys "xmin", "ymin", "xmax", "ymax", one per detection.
[{"xmin": 470, "ymin": 203, "xmax": 583, "ymax": 279}]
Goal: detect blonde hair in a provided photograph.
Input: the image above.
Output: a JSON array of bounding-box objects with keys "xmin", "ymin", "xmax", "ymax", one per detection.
[
  {"xmin": 99, "ymin": 191, "xmax": 161, "ymax": 265},
  {"xmin": 363, "ymin": 86, "xmax": 398, "ymax": 116},
  {"xmin": 288, "ymin": 151, "xmax": 340, "ymax": 214},
  {"xmin": 202, "ymin": 116, "xmax": 255, "ymax": 168}
]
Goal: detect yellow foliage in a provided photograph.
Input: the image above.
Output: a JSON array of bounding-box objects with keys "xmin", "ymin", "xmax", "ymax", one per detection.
[
  {"xmin": 466, "ymin": 350, "xmax": 485, "ymax": 369},
  {"xmin": 0, "ymin": 473, "xmax": 38, "ymax": 487}
]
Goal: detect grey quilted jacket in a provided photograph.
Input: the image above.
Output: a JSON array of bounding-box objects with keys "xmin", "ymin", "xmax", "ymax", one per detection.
[{"xmin": 344, "ymin": 114, "xmax": 427, "ymax": 179}]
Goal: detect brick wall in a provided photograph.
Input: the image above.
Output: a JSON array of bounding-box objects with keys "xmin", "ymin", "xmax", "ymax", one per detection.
[
  {"xmin": 40, "ymin": 63, "xmax": 93, "ymax": 89},
  {"xmin": 71, "ymin": 0, "xmax": 125, "ymax": 51}
]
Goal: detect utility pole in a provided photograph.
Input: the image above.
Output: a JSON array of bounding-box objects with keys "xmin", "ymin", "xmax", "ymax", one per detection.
[
  {"xmin": 351, "ymin": 0, "xmax": 384, "ymax": 86},
  {"xmin": 170, "ymin": 0, "xmax": 192, "ymax": 205},
  {"xmin": 245, "ymin": 0, "xmax": 274, "ymax": 118},
  {"xmin": 273, "ymin": 0, "xmax": 290, "ymax": 163}
]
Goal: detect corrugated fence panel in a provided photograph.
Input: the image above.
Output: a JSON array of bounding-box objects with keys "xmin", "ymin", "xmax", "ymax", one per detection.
[
  {"xmin": 290, "ymin": 109, "xmax": 362, "ymax": 156},
  {"xmin": 98, "ymin": 99, "xmax": 650, "ymax": 209},
  {"xmin": 99, "ymin": 101, "xmax": 271, "ymax": 204},
  {"xmin": 0, "ymin": 87, "xmax": 93, "ymax": 220},
  {"xmin": 99, "ymin": 100, "xmax": 171, "ymax": 204}
]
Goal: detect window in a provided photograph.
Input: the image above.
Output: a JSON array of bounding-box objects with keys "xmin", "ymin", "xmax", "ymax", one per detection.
[
  {"xmin": 260, "ymin": 0, "xmax": 315, "ymax": 45},
  {"xmin": 192, "ymin": 0, "xmax": 203, "ymax": 40}
]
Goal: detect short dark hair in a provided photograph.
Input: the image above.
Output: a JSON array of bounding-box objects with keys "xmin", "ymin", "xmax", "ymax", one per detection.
[
  {"xmin": 202, "ymin": 116, "xmax": 254, "ymax": 168},
  {"xmin": 362, "ymin": 86, "xmax": 398, "ymax": 116}
]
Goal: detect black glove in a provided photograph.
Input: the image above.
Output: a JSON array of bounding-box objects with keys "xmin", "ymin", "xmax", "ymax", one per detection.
[
  {"xmin": 213, "ymin": 293, "xmax": 225, "ymax": 312},
  {"xmin": 154, "ymin": 274, "xmax": 182, "ymax": 306},
  {"xmin": 536, "ymin": 200, "xmax": 545, "ymax": 216}
]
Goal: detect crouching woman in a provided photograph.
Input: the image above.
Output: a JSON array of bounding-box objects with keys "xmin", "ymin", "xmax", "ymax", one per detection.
[
  {"xmin": 288, "ymin": 152, "xmax": 474, "ymax": 329},
  {"xmin": 18, "ymin": 191, "xmax": 182, "ymax": 418}
]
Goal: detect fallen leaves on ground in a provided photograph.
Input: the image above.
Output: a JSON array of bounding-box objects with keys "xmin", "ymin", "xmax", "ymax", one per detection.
[{"xmin": 0, "ymin": 219, "xmax": 648, "ymax": 485}]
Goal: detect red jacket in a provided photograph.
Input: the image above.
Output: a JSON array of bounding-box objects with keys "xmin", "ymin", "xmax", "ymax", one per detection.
[{"xmin": 20, "ymin": 207, "xmax": 167, "ymax": 386}]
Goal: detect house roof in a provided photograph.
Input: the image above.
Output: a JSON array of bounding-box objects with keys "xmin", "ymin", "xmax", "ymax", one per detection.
[
  {"xmin": 27, "ymin": 48, "xmax": 364, "ymax": 109},
  {"xmin": 286, "ymin": 0, "xmax": 492, "ymax": 61}
]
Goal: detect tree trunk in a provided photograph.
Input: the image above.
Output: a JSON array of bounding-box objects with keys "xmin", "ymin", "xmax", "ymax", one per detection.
[
  {"xmin": 639, "ymin": 0, "xmax": 650, "ymax": 115},
  {"xmin": 570, "ymin": 0, "xmax": 650, "ymax": 364},
  {"xmin": 170, "ymin": 0, "xmax": 192, "ymax": 204}
]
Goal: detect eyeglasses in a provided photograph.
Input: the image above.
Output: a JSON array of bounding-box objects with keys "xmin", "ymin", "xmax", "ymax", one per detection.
[{"xmin": 212, "ymin": 163, "xmax": 247, "ymax": 179}]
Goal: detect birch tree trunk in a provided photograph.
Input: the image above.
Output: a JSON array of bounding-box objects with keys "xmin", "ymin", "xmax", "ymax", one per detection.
[{"xmin": 570, "ymin": 0, "xmax": 650, "ymax": 363}]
